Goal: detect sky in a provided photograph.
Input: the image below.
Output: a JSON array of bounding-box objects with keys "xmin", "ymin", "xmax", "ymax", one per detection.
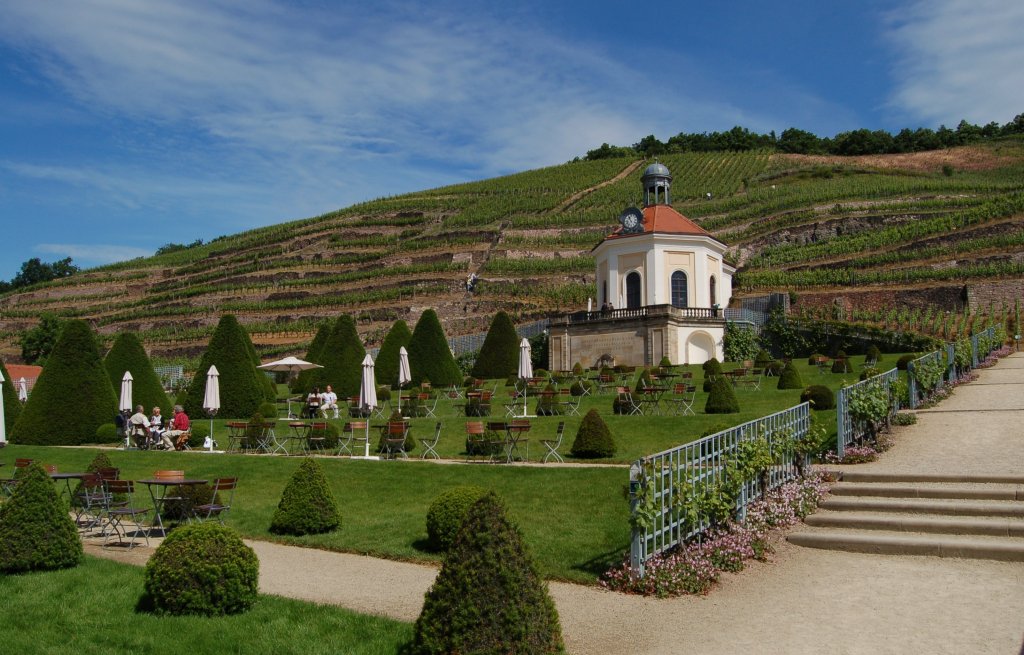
[{"xmin": 1, "ymin": 0, "xmax": 1022, "ymax": 280}]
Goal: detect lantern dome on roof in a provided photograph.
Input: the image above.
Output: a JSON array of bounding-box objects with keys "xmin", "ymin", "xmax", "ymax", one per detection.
[
  {"xmin": 643, "ymin": 162, "xmax": 671, "ymax": 178},
  {"xmin": 641, "ymin": 161, "xmax": 672, "ymax": 206}
]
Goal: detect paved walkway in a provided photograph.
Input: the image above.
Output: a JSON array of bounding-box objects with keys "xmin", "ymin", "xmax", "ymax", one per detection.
[{"xmin": 87, "ymin": 353, "xmax": 1024, "ymax": 655}]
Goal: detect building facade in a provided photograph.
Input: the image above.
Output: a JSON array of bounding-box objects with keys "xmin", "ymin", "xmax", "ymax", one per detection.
[{"xmin": 549, "ymin": 163, "xmax": 734, "ymax": 369}]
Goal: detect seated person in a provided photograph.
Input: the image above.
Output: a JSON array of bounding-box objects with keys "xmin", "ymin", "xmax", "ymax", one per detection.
[
  {"xmin": 161, "ymin": 405, "xmax": 191, "ymax": 450},
  {"xmin": 114, "ymin": 412, "xmax": 128, "ymax": 443},
  {"xmin": 320, "ymin": 385, "xmax": 339, "ymax": 419},
  {"xmin": 305, "ymin": 387, "xmax": 322, "ymax": 419},
  {"xmin": 149, "ymin": 406, "xmax": 165, "ymax": 443},
  {"xmin": 128, "ymin": 405, "xmax": 151, "ymax": 449}
]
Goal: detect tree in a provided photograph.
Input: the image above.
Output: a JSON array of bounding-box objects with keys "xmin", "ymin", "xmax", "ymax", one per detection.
[
  {"xmin": 270, "ymin": 458, "xmax": 341, "ymax": 535},
  {"xmin": 470, "ymin": 311, "xmax": 519, "ymax": 379},
  {"xmin": 103, "ymin": 332, "xmax": 171, "ymax": 413},
  {"xmin": 408, "ymin": 309, "xmax": 462, "ymax": 387},
  {"xmin": 8, "ymin": 257, "xmax": 79, "ymax": 290},
  {"xmin": 19, "ymin": 313, "xmax": 65, "ymax": 366},
  {"xmin": 777, "ymin": 128, "xmax": 823, "ymax": 154},
  {"xmin": 375, "ymin": 320, "xmax": 412, "ymax": 389},
  {"xmin": 318, "ymin": 315, "xmax": 365, "ymax": 398},
  {"xmin": 0, "ymin": 462, "xmax": 83, "ymax": 572},
  {"xmin": 0, "ymin": 359, "xmax": 22, "ymax": 430},
  {"xmin": 292, "ymin": 320, "xmax": 332, "ymax": 394},
  {"xmin": 182, "ymin": 315, "xmax": 269, "ymax": 419},
  {"xmin": 12, "ymin": 319, "xmax": 117, "ymax": 445},
  {"xmin": 412, "ymin": 493, "xmax": 563, "ymax": 654}
]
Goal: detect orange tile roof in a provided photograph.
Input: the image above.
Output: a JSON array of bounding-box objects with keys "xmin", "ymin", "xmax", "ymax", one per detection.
[
  {"xmin": 5, "ymin": 364, "xmax": 42, "ymax": 383},
  {"xmin": 604, "ymin": 205, "xmax": 719, "ymax": 241}
]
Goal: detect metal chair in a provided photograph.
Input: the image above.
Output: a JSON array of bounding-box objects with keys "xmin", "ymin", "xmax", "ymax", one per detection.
[
  {"xmin": 465, "ymin": 421, "xmax": 487, "ymax": 462},
  {"xmin": 560, "ymin": 389, "xmax": 582, "ymax": 416},
  {"xmin": 73, "ymin": 473, "xmax": 109, "ymax": 533},
  {"xmin": 419, "ymin": 422, "xmax": 442, "ymax": 460},
  {"xmin": 338, "ymin": 421, "xmax": 368, "ymax": 456},
  {"xmin": 541, "ymin": 422, "xmax": 565, "ymax": 463},
  {"xmin": 102, "ymin": 480, "xmax": 150, "ymax": 550},
  {"xmin": 191, "ymin": 477, "xmax": 237, "ymax": 525},
  {"xmin": 418, "ymin": 393, "xmax": 439, "ymax": 419},
  {"xmin": 616, "ymin": 386, "xmax": 643, "ymax": 416},
  {"xmin": 668, "ymin": 384, "xmax": 697, "ymax": 416},
  {"xmin": 383, "ymin": 421, "xmax": 410, "ymax": 459}
]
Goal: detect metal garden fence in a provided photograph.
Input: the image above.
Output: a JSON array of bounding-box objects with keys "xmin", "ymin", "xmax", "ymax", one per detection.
[
  {"xmin": 629, "ymin": 403, "xmax": 810, "ymax": 575},
  {"xmin": 835, "ymin": 368, "xmax": 901, "ymax": 458}
]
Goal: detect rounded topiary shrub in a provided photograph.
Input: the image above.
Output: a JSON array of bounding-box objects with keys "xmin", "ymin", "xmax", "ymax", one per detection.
[
  {"xmin": 831, "ymin": 351, "xmax": 852, "ymax": 373},
  {"xmin": 258, "ymin": 401, "xmax": 279, "ymax": 420},
  {"xmin": 144, "ymin": 522, "xmax": 258, "ymax": 616},
  {"xmin": 0, "ymin": 462, "xmax": 83, "ymax": 573},
  {"xmin": 269, "ymin": 458, "xmax": 341, "ymax": 535},
  {"xmin": 634, "ymin": 368, "xmax": 653, "ymax": 393},
  {"xmin": 425, "ymin": 485, "xmax": 488, "ymax": 551},
  {"xmin": 702, "ymin": 358, "xmax": 723, "ymax": 392},
  {"xmin": 71, "ymin": 451, "xmax": 117, "ymax": 506},
  {"xmin": 705, "ymin": 376, "xmax": 740, "ymax": 414},
  {"xmin": 897, "ymin": 354, "xmax": 916, "ymax": 370},
  {"xmin": 376, "ymin": 386, "xmax": 391, "ymax": 403},
  {"xmin": 412, "ymin": 493, "xmax": 563, "ymax": 655},
  {"xmin": 188, "ymin": 421, "xmax": 210, "ymax": 448},
  {"xmin": 569, "ymin": 379, "xmax": 592, "ymax": 396},
  {"xmin": 95, "ymin": 422, "xmax": 118, "ymax": 443},
  {"xmin": 570, "ymin": 409, "xmax": 616, "ymax": 458},
  {"xmin": 572, "ymin": 361, "xmax": 585, "ymax": 375},
  {"xmin": 777, "ymin": 362, "xmax": 804, "ymax": 390},
  {"xmin": 807, "ymin": 353, "xmax": 826, "ymax": 366},
  {"xmin": 535, "ymin": 384, "xmax": 560, "ymax": 416},
  {"xmin": 658, "ymin": 356, "xmax": 672, "ymax": 367},
  {"xmin": 866, "ymin": 344, "xmax": 882, "ymax": 363},
  {"xmin": 800, "ymin": 385, "xmax": 835, "ymax": 410},
  {"xmin": 755, "ymin": 350, "xmax": 773, "ymax": 368}
]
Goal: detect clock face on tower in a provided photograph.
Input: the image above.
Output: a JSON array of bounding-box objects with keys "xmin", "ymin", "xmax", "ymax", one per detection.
[{"xmin": 619, "ymin": 207, "xmax": 644, "ymax": 233}]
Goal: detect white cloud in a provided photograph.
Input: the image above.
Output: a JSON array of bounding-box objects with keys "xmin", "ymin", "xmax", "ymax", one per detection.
[
  {"xmin": 35, "ymin": 243, "xmax": 153, "ymax": 266},
  {"xmin": 885, "ymin": 0, "xmax": 1024, "ymax": 126}
]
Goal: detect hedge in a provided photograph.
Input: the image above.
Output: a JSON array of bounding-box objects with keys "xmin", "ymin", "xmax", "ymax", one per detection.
[
  {"xmin": 408, "ymin": 309, "xmax": 462, "ymax": 387},
  {"xmin": 182, "ymin": 315, "xmax": 271, "ymax": 420},
  {"xmin": 470, "ymin": 311, "xmax": 519, "ymax": 380},
  {"xmin": 103, "ymin": 332, "xmax": 172, "ymax": 415}
]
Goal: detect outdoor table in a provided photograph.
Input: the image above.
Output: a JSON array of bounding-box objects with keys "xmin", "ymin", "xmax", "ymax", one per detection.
[
  {"xmin": 138, "ymin": 477, "xmax": 208, "ymax": 535},
  {"xmin": 504, "ymin": 422, "xmax": 531, "ymax": 462},
  {"xmin": 288, "ymin": 421, "xmax": 311, "ymax": 454},
  {"xmin": 226, "ymin": 422, "xmax": 249, "ymax": 452},
  {"xmin": 50, "ymin": 472, "xmax": 86, "ymax": 501},
  {"xmin": 261, "ymin": 422, "xmax": 288, "ymax": 455},
  {"xmin": 640, "ymin": 387, "xmax": 668, "ymax": 416}
]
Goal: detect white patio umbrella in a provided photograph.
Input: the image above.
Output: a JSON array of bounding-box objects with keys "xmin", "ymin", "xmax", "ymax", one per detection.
[
  {"xmin": 0, "ymin": 370, "xmax": 6, "ymax": 445},
  {"xmin": 518, "ymin": 337, "xmax": 533, "ymax": 417},
  {"xmin": 397, "ymin": 346, "xmax": 412, "ymax": 413},
  {"xmin": 203, "ymin": 365, "xmax": 221, "ymax": 451},
  {"xmin": 257, "ymin": 356, "xmax": 322, "ymax": 417},
  {"xmin": 119, "ymin": 372, "xmax": 133, "ymax": 448},
  {"xmin": 17, "ymin": 377, "xmax": 28, "ymax": 402},
  {"xmin": 358, "ymin": 354, "xmax": 378, "ymax": 458}
]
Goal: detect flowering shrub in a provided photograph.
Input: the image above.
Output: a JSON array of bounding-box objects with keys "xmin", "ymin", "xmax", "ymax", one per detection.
[
  {"xmin": 603, "ymin": 473, "xmax": 830, "ymax": 597},
  {"xmin": 825, "ymin": 445, "xmax": 878, "ymax": 464}
]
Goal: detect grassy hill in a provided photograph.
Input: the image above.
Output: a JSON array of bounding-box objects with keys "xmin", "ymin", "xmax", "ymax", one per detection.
[{"xmin": 2, "ymin": 137, "xmax": 1023, "ymax": 365}]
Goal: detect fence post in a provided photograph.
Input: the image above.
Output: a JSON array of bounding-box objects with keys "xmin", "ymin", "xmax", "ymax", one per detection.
[
  {"xmin": 628, "ymin": 461, "xmax": 644, "ymax": 575},
  {"xmin": 907, "ymin": 361, "xmax": 918, "ymax": 409},
  {"xmin": 945, "ymin": 343, "xmax": 956, "ymax": 383},
  {"xmin": 836, "ymin": 388, "xmax": 847, "ymax": 459},
  {"xmin": 971, "ymin": 334, "xmax": 979, "ymax": 368}
]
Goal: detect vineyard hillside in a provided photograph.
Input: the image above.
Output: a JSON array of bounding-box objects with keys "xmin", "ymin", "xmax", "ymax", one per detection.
[{"xmin": 2, "ymin": 138, "xmax": 1023, "ymax": 366}]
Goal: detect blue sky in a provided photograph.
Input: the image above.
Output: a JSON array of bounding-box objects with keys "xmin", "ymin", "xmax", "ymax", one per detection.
[{"xmin": 1, "ymin": 0, "xmax": 1022, "ymax": 280}]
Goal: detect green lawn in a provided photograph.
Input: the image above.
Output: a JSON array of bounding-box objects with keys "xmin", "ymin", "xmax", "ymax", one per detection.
[{"xmin": 0, "ymin": 556, "xmax": 413, "ymax": 655}]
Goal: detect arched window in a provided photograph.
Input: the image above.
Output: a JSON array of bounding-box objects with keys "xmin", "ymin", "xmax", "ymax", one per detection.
[
  {"xmin": 670, "ymin": 270, "xmax": 688, "ymax": 308},
  {"xmin": 625, "ymin": 272, "xmax": 642, "ymax": 309},
  {"xmin": 709, "ymin": 275, "xmax": 717, "ymax": 307}
]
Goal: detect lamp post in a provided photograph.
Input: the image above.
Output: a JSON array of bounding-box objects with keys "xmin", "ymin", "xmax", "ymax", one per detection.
[{"xmin": 1015, "ymin": 334, "xmax": 1020, "ymax": 352}]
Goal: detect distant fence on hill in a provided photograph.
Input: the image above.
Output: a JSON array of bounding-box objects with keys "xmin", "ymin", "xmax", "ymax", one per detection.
[{"xmin": 369, "ymin": 319, "xmax": 551, "ymax": 358}]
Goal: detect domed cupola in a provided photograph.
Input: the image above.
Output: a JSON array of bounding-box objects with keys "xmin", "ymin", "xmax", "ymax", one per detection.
[{"xmin": 641, "ymin": 161, "xmax": 672, "ymax": 206}]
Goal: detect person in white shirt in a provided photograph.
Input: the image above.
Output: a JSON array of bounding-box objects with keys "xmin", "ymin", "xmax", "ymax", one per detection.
[
  {"xmin": 320, "ymin": 385, "xmax": 339, "ymax": 419},
  {"xmin": 128, "ymin": 405, "xmax": 151, "ymax": 449},
  {"xmin": 149, "ymin": 406, "xmax": 165, "ymax": 447}
]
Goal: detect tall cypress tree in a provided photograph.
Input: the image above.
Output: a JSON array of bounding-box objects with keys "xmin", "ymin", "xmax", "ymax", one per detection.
[
  {"xmin": 408, "ymin": 309, "xmax": 462, "ymax": 387},
  {"xmin": 375, "ymin": 320, "xmax": 412, "ymax": 389},
  {"xmin": 241, "ymin": 323, "xmax": 277, "ymax": 402},
  {"xmin": 292, "ymin": 320, "xmax": 332, "ymax": 394},
  {"xmin": 318, "ymin": 315, "xmax": 365, "ymax": 398},
  {"xmin": 12, "ymin": 320, "xmax": 117, "ymax": 445},
  {"xmin": 182, "ymin": 315, "xmax": 268, "ymax": 419},
  {"xmin": 0, "ymin": 359, "xmax": 22, "ymax": 431},
  {"xmin": 470, "ymin": 311, "xmax": 519, "ymax": 379},
  {"xmin": 103, "ymin": 332, "xmax": 172, "ymax": 413}
]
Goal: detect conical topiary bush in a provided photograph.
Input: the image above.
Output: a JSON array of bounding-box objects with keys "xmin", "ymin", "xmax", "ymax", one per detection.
[
  {"xmin": 182, "ymin": 315, "xmax": 269, "ymax": 420},
  {"xmin": 470, "ymin": 311, "xmax": 519, "ymax": 380},
  {"xmin": 570, "ymin": 409, "xmax": 616, "ymax": 458},
  {"xmin": 12, "ymin": 319, "xmax": 117, "ymax": 445},
  {"xmin": 412, "ymin": 493, "xmax": 564, "ymax": 654},
  {"xmin": 831, "ymin": 351, "xmax": 852, "ymax": 374},
  {"xmin": 319, "ymin": 315, "xmax": 365, "ymax": 399},
  {"xmin": 292, "ymin": 320, "xmax": 332, "ymax": 394},
  {"xmin": 705, "ymin": 376, "xmax": 740, "ymax": 414},
  {"xmin": 777, "ymin": 361, "xmax": 804, "ymax": 389},
  {"xmin": 425, "ymin": 485, "xmax": 489, "ymax": 552},
  {"xmin": 70, "ymin": 451, "xmax": 117, "ymax": 506},
  {"xmin": 103, "ymin": 332, "xmax": 171, "ymax": 414},
  {"xmin": 702, "ymin": 357, "xmax": 723, "ymax": 392},
  {"xmin": 270, "ymin": 458, "xmax": 341, "ymax": 535},
  {"xmin": 375, "ymin": 319, "xmax": 412, "ymax": 389},
  {"xmin": 0, "ymin": 461, "xmax": 83, "ymax": 572},
  {"xmin": 408, "ymin": 309, "xmax": 462, "ymax": 387},
  {"xmin": 0, "ymin": 358, "xmax": 22, "ymax": 432}
]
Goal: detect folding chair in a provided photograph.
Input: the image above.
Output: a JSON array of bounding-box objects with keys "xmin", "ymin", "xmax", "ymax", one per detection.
[
  {"xmin": 73, "ymin": 473, "xmax": 109, "ymax": 533},
  {"xmin": 465, "ymin": 421, "xmax": 487, "ymax": 462},
  {"xmin": 419, "ymin": 422, "xmax": 442, "ymax": 460},
  {"xmin": 669, "ymin": 384, "xmax": 697, "ymax": 416},
  {"xmin": 616, "ymin": 387, "xmax": 643, "ymax": 415},
  {"xmin": 749, "ymin": 369, "xmax": 763, "ymax": 391},
  {"xmin": 418, "ymin": 393, "xmax": 438, "ymax": 419},
  {"xmin": 175, "ymin": 429, "xmax": 193, "ymax": 451},
  {"xmin": 383, "ymin": 421, "xmax": 410, "ymax": 459},
  {"xmin": 541, "ymin": 421, "xmax": 565, "ymax": 463},
  {"xmin": 191, "ymin": 477, "xmax": 237, "ymax": 524},
  {"xmin": 338, "ymin": 422, "xmax": 368, "ymax": 456},
  {"xmin": 560, "ymin": 389, "xmax": 582, "ymax": 416},
  {"xmin": 102, "ymin": 480, "xmax": 150, "ymax": 550}
]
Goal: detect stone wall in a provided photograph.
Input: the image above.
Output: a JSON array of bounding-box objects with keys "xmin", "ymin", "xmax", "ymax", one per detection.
[
  {"xmin": 966, "ymin": 279, "xmax": 1024, "ymax": 313},
  {"xmin": 791, "ymin": 285, "xmax": 968, "ymax": 314}
]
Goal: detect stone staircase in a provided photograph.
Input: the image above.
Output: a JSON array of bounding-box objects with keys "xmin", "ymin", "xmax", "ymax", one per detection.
[{"xmin": 788, "ymin": 471, "xmax": 1024, "ymax": 561}]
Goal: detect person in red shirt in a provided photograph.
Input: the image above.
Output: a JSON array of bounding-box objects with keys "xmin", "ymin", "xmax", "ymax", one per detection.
[{"xmin": 161, "ymin": 405, "xmax": 191, "ymax": 450}]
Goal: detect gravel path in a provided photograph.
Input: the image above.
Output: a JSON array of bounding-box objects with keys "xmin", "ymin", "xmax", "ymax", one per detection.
[{"xmin": 86, "ymin": 353, "xmax": 1024, "ymax": 654}]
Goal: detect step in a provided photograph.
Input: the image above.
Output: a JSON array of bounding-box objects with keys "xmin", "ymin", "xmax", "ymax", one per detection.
[
  {"xmin": 834, "ymin": 471, "xmax": 1024, "ymax": 485},
  {"xmin": 829, "ymin": 482, "xmax": 1023, "ymax": 501},
  {"xmin": 805, "ymin": 511, "xmax": 1024, "ymax": 537},
  {"xmin": 820, "ymin": 496, "xmax": 1024, "ymax": 518},
  {"xmin": 787, "ymin": 529, "xmax": 1024, "ymax": 562}
]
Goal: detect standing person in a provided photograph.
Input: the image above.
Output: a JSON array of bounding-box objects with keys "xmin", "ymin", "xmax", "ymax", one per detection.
[
  {"xmin": 128, "ymin": 405, "xmax": 151, "ymax": 449},
  {"xmin": 320, "ymin": 384, "xmax": 339, "ymax": 419},
  {"xmin": 162, "ymin": 405, "xmax": 191, "ymax": 450}
]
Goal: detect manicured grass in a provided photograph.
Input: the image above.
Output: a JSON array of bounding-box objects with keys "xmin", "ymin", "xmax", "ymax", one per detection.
[{"xmin": 0, "ymin": 556, "xmax": 412, "ymax": 655}]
